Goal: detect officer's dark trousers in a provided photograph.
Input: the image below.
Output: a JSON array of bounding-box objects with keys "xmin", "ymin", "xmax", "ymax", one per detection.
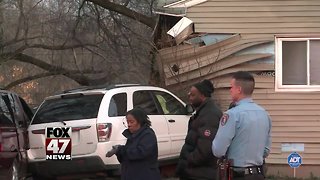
[{"xmin": 233, "ymin": 174, "xmax": 264, "ymax": 180}]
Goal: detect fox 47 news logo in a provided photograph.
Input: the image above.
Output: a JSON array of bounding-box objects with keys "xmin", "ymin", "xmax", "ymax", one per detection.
[{"xmin": 45, "ymin": 127, "xmax": 72, "ymax": 160}]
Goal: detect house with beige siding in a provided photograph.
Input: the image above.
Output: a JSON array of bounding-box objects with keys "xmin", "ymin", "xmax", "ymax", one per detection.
[{"xmin": 156, "ymin": 0, "xmax": 320, "ymax": 177}]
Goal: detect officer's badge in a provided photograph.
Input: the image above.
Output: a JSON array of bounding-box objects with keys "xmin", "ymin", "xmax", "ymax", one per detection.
[
  {"xmin": 204, "ymin": 129, "xmax": 211, "ymax": 137},
  {"xmin": 220, "ymin": 114, "xmax": 229, "ymax": 126}
]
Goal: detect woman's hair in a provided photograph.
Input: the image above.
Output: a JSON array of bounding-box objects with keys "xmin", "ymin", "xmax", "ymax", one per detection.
[{"xmin": 126, "ymin": 108, "xmax": 151, "ymax": 127}]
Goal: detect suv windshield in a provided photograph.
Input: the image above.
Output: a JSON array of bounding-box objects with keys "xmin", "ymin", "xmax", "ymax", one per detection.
[{"xmin": 32, "ymin": 94, "xmax": 104, "ymax": 124}]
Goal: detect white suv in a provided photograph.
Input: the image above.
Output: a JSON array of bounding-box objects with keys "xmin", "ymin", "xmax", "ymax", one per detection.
[{"xmin": 27, "ymin": 84, "xmax": 191, "ymax": 178}]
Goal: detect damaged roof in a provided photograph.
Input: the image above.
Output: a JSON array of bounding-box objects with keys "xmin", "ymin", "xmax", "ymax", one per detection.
[{"xmin": 156, "ymin": 0, "xmax": 208, "ymax": 15}]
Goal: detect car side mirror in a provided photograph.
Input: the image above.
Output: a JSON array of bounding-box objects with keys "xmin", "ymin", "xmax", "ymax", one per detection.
[{"xmin": 186, "ymin": 104, "xmax": 194, "ymax": 115}]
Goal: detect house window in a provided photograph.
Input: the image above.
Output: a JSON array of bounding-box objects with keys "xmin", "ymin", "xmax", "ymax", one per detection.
[{"xmin": 275, "ymin": 37, "xmax": 320, "ymax": 91}]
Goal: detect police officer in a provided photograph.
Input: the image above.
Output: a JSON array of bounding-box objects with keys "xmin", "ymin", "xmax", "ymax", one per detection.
[{"xmin": 212, "ymin": 71, "xmax": 272, "ymax": 180}]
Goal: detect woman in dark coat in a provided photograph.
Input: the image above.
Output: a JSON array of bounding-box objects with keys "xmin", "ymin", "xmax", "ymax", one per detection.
[{"xmin": 106, "ymin": 108, "xmax": 161, "ymax": 180}]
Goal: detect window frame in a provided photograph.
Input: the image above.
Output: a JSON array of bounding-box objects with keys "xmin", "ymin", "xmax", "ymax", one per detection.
[{"xmin": 275, "ymin": 37, "xmax": 320, "ymax": 92}]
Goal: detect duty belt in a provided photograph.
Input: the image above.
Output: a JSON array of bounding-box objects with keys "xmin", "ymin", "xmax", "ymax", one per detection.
[{"xmin": 231, "ymin": 166, "xmax": 263, "ymax": 177}]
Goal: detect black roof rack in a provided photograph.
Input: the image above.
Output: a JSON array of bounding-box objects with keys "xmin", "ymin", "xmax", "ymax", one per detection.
[{"xmin": 60, "ymin": 84, "xmax": 144, "ymax": 94}]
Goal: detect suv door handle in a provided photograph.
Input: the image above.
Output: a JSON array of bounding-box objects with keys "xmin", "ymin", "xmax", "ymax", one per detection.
[{"xmin": 168, "ymin": 119, "xmax": 175, "ymax": 123}]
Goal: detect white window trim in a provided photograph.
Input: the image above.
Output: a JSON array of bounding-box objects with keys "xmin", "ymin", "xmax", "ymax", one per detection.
[{"xmin": 275, "ymin": 37, "xmax": 320, "ymax": 92}]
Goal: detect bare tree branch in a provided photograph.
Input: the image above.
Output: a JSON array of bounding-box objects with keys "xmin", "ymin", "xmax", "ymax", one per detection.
[
  {"xmin": 28, "ymin": 43, "xmax": 98, "ymax": 50},
  {"xmin": 94, "ymin": 7, "xmax": 123, "ymax": 58},
  {"xmin": 1, "ymin": 0, "xmax": 155, "ymax": 90},
  {"xmin": 109, "ymin": 11, "xmax": 137, "ymax": 65},
  {"xmin": 1, "ymin": 52, "xmax": 103, "ymax": 85},
  {"xmin": 86, "ymin": 0, "xmax": 156, "ymax": 28},
  {"xmin": 82, "ymin": 45, "xmax": 111, "ymax": 63},
  {"xmin": 30, "ymin": 0, "xmax": 45, "ymax": 12},
  {"xmin": 73, "ymin": 0, "xmax": 87, "ymax": 37},
  {"xmin": 72, "ymin": 48, "xmax": 81, "ymax": 72},
  {"xmin": 1, "ymin": 36, "xmax": 43, "ymax": 48},
  {"xmin": 5, "ymin": 72, "xmax": 58, "ymax": 89},
  {"xmin": 144, "ymin": 0, "xmax": 155, "ymax": 16},
  {"xmin": 123, "ymin": 0, "xmax": 130, "ymax": 7},
  {"xmin": 14, "ymin": 0, "xmax": 25, "ymax": 40},
  {"xmin": 4, "ymin": 68, "xmax": 104, "ymax": 89},
  {"xmin": 2, "ymin": 39, "xmax": 98, "ymax": 52}
]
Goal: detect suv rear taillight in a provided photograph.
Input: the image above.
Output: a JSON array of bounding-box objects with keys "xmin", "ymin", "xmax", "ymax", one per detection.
[
  {"xmin": 0, "ymin": 143, "xmax": 2, "ymax": 152},
  {"xmin": 97, "ymin": 123, "xmax": 112, "ymax": 142}
]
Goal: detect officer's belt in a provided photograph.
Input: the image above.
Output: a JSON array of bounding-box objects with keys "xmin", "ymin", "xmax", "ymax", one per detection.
[{"xmin": 231, "ymin": 166, "xmax": 262, "ymax": 177}]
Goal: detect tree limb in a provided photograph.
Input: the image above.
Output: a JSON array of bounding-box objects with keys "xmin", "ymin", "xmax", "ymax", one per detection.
[
  {"xmin": 1, "ymin": 36, "xmax": 43, "ymax": 48},
  {"xmin": 28, "ymin": 43, "xmax": 98, "ymax": 50},
  {"xmin": 4, "ymin": 69, "xmax": 104, "ymax": 89},
  {"xmin": 4, "ymin": 72, "xmax": 56, "ymax": 90},
  {"xmin": 123, "ymin": 0, "xmax": 130, "ymax": 7},
  {"xmin": 1, "ymin": 52, "xmax": 103, "ymax": 85},
  {"xmin": 86, "ymin": 0, "xmax": 156, "ymax": 28}
]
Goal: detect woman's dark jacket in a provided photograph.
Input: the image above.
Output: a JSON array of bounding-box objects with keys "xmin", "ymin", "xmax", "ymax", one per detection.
[
  {"xmin": 176, "ymin": 98, "xmax": 222, "ymax": 179},
  {"xmin": 116, "ymin": 125, "xmax": 161, "ymax": 180}
]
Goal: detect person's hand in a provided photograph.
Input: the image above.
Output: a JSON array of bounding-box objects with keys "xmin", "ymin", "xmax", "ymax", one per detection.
[
  {"xmin": 106, "ymin": 145, "xmax": 121, "ymax": 157},
  {"xmin": 175, "ymin": 160, "xmax": 188, "ymax": 176}
]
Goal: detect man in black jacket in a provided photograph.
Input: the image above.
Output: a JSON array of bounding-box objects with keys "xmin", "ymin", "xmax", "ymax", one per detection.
[{"xmin": 176, "ymin": 79, "xmax": 222, "ymax": 180}]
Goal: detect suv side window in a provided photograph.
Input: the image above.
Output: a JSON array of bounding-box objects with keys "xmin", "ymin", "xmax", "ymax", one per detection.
[
  {"xmin": 9, "ymin": 94, "xmax": 18, "ymax": 114},
  {"xmin": 133, "ymin": 91, "xmax": 160, "ymax": 115},
  {"xmin": 153, "ymin": 91, "xmax": 187, "ymax": 115},
  {"xmin": 0, "ymin": 94, "xmax": 14, "ymax": 125},
  {"xmin": 108, "ymin": 93, "xmax": 127, "ymax": 117},
  {"xmin": 19, "ymin": 97, "xmax": 33, "ymax": 121}
]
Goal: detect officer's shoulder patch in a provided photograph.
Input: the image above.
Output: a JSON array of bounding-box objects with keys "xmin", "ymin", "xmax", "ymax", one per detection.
[{"xmin": 220, "ymin": 113, "xmax": 229, "ymax": 126}]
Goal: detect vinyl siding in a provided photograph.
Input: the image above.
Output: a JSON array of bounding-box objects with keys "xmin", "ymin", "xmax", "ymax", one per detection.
[
  {"xmin": 157, "ymin": 0, "xmax": 320, "ymax": 166},
  {"xmin": 187, "ymin": 0, "xmax": 320, "ymax": 34}
]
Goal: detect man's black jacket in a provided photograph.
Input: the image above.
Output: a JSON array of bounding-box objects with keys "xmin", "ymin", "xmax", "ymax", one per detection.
[{"xmin": 176, "ymin": 98, "xmax": 222, "ymax": 179}]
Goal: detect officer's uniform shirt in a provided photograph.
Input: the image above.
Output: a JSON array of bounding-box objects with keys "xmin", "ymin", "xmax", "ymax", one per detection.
[{"xmin": 212, "ymin": 98, "xmax": 272, "ymax": 167}]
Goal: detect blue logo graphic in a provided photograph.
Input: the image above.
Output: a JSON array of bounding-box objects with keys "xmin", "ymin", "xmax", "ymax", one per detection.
[{"xmin": 287, "ymin": 152, "xmax": 302, "ymax": 168}]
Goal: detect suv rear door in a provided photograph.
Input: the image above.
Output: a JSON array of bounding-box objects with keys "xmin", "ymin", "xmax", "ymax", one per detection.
[
  {"xmin": 0, "ymin": 92, "xmax": 31, "ymax": 153},
  {"xmin": 28, "ymin": 92, "xmax": 104, "ymax": 159},
  {"xmin": 0, "ymin": 93, "xmax": 18, "ymax": 154},
  {"xmin": 12, "ymin": 94, "xmax": 32, "ymax": 156},
  {"xmin": 131, "ymin": 90, "xmax": 171, "ymax": 157},
  {"xmin": 152, "ymin": 90, "xmax": 190, "ymax": 155},
  {"xmin": 0, "ymin": 91, "xmax": 32, "ymax": 179}
]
